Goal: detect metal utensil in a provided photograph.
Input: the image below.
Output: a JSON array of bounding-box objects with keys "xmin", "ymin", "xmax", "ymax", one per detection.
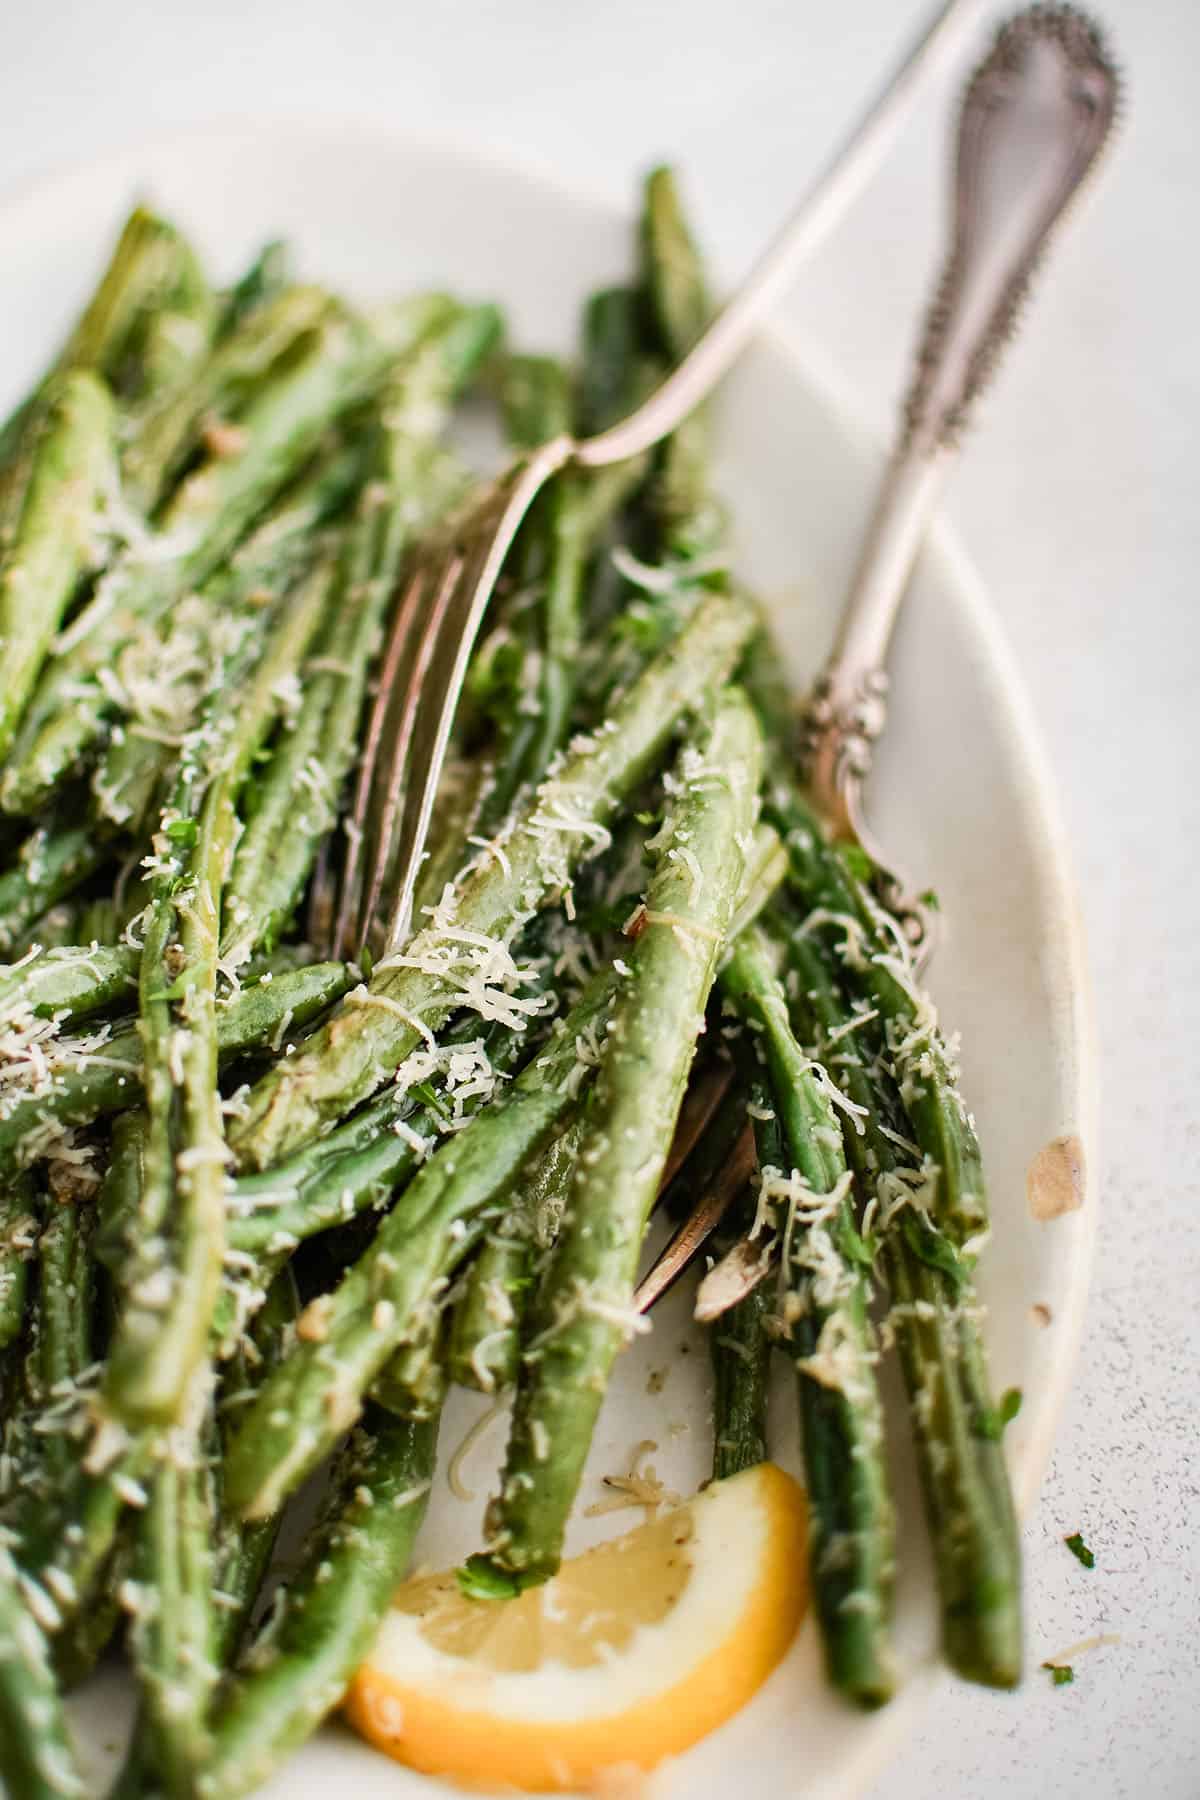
[
  {"xmin": 331, "ymin": 0, "xmax": 985, "ymax": 960},
  {"xmin": 801, "ymin": 0, "xmax": 1118, "ymax": 957},
  {"xmin": 636, "ymin": 1, "xmax": 1120, "ymax": 1318}
]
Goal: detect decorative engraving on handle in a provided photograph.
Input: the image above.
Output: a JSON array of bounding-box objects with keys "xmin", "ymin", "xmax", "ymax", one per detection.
[
  {"xmin": 799, "ymin": 667, "xmax": 890, "ymax": 844},
  {"xmin": 799, "ymin": 664, "xmax": 935, "ymax": 958},
  {"xmin": 799, "ymin": 4, "xmax": 1118, "ymax": 965},
  {"xmin": 902, "ymin": 4, "xmax": 1119, "ymax": 456}
]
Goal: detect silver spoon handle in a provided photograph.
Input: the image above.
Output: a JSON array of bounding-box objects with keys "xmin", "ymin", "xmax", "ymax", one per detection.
[
  {"xmin": 575, "ymin": 0, "xmax": 984, "ymax": 470},
  {"xmin": 803, "ymin": 5, "xmax": 1118, "ymax": 841}
]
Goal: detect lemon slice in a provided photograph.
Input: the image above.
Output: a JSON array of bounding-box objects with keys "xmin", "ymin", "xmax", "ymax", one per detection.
[{"xmin": 344, "ymin": 1461, "xmax": 807, "ymax": 1792}]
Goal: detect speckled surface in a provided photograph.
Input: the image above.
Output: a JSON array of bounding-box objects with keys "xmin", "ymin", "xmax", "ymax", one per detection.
[{"xmin": 2, "ymin": 0, "xmax": 1197, "ymax": 1792}]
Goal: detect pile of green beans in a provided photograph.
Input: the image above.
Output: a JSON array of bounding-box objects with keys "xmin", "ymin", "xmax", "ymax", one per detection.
[{"xmin": 0, "ymin": 165, "xmax": 1019, "ymax": 1800}]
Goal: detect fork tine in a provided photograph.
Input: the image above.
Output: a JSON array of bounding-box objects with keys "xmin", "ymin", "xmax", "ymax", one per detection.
[
  {"xmin": 332, "ymin": 562, "xmax": 429, "ymax": 961},
  {"xmin": 631, "ymin": 1060, "xmax": 736, "ymax": 1313},
  {"xmin": 306, "ymin": 836, "xmax": 336, "ymax": 954},
  {"xmin": 635, "ymin": 1123, "xmax": 757, "ymax": 1314},
  {"xmin": 657, "ymin": 1057, "xmax": 734, "ymax": 1195},
  {"xmin": 354, "ymin": 549, "xmax": 463, "ymax": 954},
  {"xmin": 381, "ymin": 442, "xmax": 569, "ymax": 952}
]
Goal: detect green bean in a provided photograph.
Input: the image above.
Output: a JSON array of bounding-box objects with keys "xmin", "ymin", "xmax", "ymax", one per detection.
[
  {"xmin": 675, "ymin": 1045, "xmax": 775, "ymax": 1483},
  {"xmin": 709, "ymin": 1234, "xmax": 773, "ymax": 1484},
  {"xmin": 0, "ymin": 823, "xmax": 109, "ymax": 956},
  {"xmin": 127, "ymin": 1388, "xmax": 220, "ymax": 1793},
  {"xmin": 448, "ymin": 1120, "xmax": 580, "ymax": 1393},
  {"xmin": 473, "ymin": 355, "xmax": 585, "ymax": 828},
  {"xmin": 223, "ymin": 966, "xmax": 619, "ymax": 1521},
  {"xmin": 577, "ymin": 288, "xmax": 644, "ymax": 436},
  {"xmin": 224, "ymin": 1092, "xmax": 429, "ymax": 1262},
  {"xmin": 221, "ymin": 302, "xmax": 500, "ymax": 961},
  {"xmin": 57, "ymin": 210, "xmax": 205, "ymax": 399},
  {"xmin": 0, "ymin": 206, "xmax": 202, "ymax": 540},
  {"xmin": 640, "ymin": 164, "xmax": 711, "ymax": 358},
  {"xmin": 199, "ymin": 434, "xmax": 366, "ymax": 611},
  {"xmin": 785, "ymin": 928, "xmax": 1021, "ymax": 1688},
  {"xmin": 0, "ymin": 373, "xmax": 115, "ymax": 763},
  {"xmin": 110, "ymin": 1262, "xmax": 300, "ymax": 1791},
  {"xmin": 369, "ymin": 1318, "xmax": 448, "ymax": 1420},
  {"xmin": 482, "ymin": 690, "xmax": 760, "ymax": 1586},
  {"xmin": 727, "ymin": 819, "xmax": 788, "ymax": 941},
  {"xmin": 772, "ymin": 786, "xmax": 988, "ymax": 1250},
  {"xmin": 103, "ymin": 563, "xmax": 331, "ymax": 1429},
  {"xmin": 10, "ymin": 1424, "xmax": 149, "ymax": 1626},
  {"xmin": 229, "ymin": 586, "xmax": 756, "ymax": 1172},
  {"xmin": 0, "ymin": 1177, "xmax": 37, "ymax": 1349},
  {"xmin": 201, "ymin": 1410, "xmax": 437, "ymax": 1800},
  {"xmin": 720, "ymin": 919, "xmax": 895, "ymax": 1706},
  {"xmin": 215, "ymin": 242, "xmax": 293, "ymax": 341},
  {"xmin": 93, "ymin": 1111, "xmax": 145, "ymax": 1277},
  {"xmin": 0, "ymin": 962, "xmax": 353, "ymax": 1174},
  {"xmin": 11, "ymin": 1132, "xmax": 149, "ymax": 1636},
  {"xmin": 637, "ymin": 164, "xmax": 723, "ymax": 564},
  {"xmin": 91, "ymin": 442, "xmax": 362, "ymax": 837},
  {"xmin": 3, "ymin": 305, "xmax": 379, "ymax": 814},
  {"xmin": 0, "ymin": 943, "xmax": 138, "ymax": 1025},
  {"xmin": 220, "ymin": 1011, "xmax": 532, "ymax": 1357},
  {"xmin": 27, "ymin": 1195, "xmax": 97, "ymax": 1486},
  {"xmin": 0, "ymin": 1540, "xmax": 86, "ymax": 1798},
  {"xmin": 212, "ymin": 1268, "xmax": 301, "ymax": 1650},
  {"xmin": 119, "ymin": 284, "xmax": 335, "ymax": 513},
  {"xmin": 96, "ymin": 1276, "xmax": 296, "ymax": 1800},
  {"xmin": 125, "ymin": 272, "xmax": 216, "ymax": 422}
]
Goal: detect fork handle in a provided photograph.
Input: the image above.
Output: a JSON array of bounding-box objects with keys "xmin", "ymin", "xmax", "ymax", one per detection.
[
  {"xmin": 800, "ymin": 451, "xmax": 948, "ymax": 847},
  {"xmin": 801, "ymin": 6, "xmax": 1118, "ymax": 848},
  {"xmin": 574, "ymin": 0, "xmax": 984, "ymax": 470}
]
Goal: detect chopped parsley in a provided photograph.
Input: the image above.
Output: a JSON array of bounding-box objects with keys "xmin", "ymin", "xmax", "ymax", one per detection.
[
  {"xmin": 408, "ymin": 1081, "xmax": 453, "ymax": 1125},
  {"xmin": 1042, "ymin": 1661, "xmax": 1074, "ymax": 1686},
  {"xmin": 839, "ymin": 842, "xmax": 875, "ymax": 885},
  {"xmin": 836, "ymin": 1215, "xmax": 876, "ymax": 1269},
  {"xmin": 1064, "ymin": 1531, "xmax": 1095, "ymax": 1569},
  {"xmin": 902, "ymin": 1210, "xmax": 970, "ymax": 1293},
  {"xmin": 977, "ymin": 1387, "xmax": 1023, "ymax": 1439},
  {"xmin": 145, "ymin": 965, "xmax": 198, "ymax": 1003}
]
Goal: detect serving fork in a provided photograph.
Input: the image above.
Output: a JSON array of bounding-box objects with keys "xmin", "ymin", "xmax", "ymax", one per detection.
[
  {"xmin": 635, "ymin": 3, "xmax": 1119, "ymax": 1314},
  {"xmin": 329, "ymin": 0, "xmax": 987, "ymax": 961}
]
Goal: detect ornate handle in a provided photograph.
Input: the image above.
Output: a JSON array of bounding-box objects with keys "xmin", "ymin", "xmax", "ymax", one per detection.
[{"xmin": 801, "ymin": 5, "xmax": 1118, "ymax": 946}]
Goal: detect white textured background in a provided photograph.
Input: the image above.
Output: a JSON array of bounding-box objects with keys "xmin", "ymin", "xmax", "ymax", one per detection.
[{"xmin": 4, "ymin": 2, "xmax": 1198, "ymax": 1795}]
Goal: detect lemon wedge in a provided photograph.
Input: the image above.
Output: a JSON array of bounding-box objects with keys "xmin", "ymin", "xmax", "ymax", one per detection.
[{"xmin": 344, "ymin": 1461, "xmax": 807, "ymax": 1792}]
